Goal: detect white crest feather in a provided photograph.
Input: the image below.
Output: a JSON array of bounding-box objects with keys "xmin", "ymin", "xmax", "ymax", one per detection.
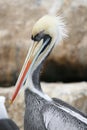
[
  {"xmin": 32, "ymin": 15, "xmax": 68, "ymax": 45},
  {"xmin": 55, "ymin": 16, "xmax": 68, "ymax": 44}
]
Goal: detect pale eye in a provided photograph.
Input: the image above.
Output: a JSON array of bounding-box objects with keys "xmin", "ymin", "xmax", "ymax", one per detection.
[{"xmin": 31, "ymin": 31, "xmax": 44, "ymax": 42}]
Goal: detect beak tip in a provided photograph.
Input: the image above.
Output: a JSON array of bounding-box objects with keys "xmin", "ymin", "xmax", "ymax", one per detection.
[{"xmin": 9, "ymin": 99, "xmax": 13, "ymax": 105}]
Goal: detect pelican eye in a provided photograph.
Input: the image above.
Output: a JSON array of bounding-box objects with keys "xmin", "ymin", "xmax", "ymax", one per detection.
[
  {"xmin": 31, "ymin": 33, "xmax": 51, "ymax": 45},
  {"xmin": 31, "ymin": 31, "xmax": 44, "ymax": 42}
]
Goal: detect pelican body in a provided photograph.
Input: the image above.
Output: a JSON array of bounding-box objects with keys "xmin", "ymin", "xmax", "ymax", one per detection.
[
  {"xmin": 24, "ymin": 90, "xmax": 87, "ymax": 130},
  {"xmin": 11, "ymin": 15, "xmax": 87, "ymax": 130}
]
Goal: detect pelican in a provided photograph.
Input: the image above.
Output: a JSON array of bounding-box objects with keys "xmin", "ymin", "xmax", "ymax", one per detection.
[
  {"xmin": 0, "ymin": 96, "xmax": 19, "ymax": 130},
  {"xmin": 10, "ymin": 15, "xmax": 87, "ymax": 130}
]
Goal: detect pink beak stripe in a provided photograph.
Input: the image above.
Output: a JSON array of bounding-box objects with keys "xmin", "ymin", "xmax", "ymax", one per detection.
[{"xmin": 10, "ymin": 60, "xmax": 32, "ymax": 104}]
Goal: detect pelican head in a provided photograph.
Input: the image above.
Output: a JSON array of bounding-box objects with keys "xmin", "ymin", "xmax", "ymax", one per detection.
[
  {"xmin": 10, "ymin": 15, "xmax": 67, "ymax": 103},
  {"xmin": 32, "ymin": 15, "xmax": 66, "ymax": 44}
]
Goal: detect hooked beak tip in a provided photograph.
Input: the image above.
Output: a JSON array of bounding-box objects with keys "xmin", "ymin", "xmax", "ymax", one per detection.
[{"xmin": 9, "ymin": 99, "xmax": 13, "ymax": 105}]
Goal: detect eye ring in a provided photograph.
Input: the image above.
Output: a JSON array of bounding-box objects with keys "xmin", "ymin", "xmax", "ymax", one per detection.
[{"xmin": 31, "ymin": 30, "xmax": 44, "ymax": 42}]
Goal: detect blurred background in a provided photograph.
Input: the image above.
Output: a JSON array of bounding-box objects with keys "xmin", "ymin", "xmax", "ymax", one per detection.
[{"xmin": 0, "ymin": 0, "xmax": 87, "ymax": 130}]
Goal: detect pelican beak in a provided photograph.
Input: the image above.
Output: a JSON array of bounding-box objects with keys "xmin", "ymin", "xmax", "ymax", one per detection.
[
  {"xmin": 10, "ymin": 38, "xmax": 50, "ymax": 104},
  {"xmin": 10, "ymin": 40, "xmax": 43, "ymax": 104}
]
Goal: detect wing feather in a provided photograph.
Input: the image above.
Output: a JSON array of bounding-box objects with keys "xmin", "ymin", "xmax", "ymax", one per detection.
[{"xmin": 42, "ymin": 100, "xmax": 87, "ymax": 130}]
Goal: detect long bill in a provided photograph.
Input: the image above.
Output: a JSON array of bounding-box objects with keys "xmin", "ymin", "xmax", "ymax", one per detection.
[
  {"xmin": 10, "ymin": 38, "xmax": 50, "ymax": 104},
  {"xmin": 10, "ymin": 41, "xmax": 39, "ymax": 104}
]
